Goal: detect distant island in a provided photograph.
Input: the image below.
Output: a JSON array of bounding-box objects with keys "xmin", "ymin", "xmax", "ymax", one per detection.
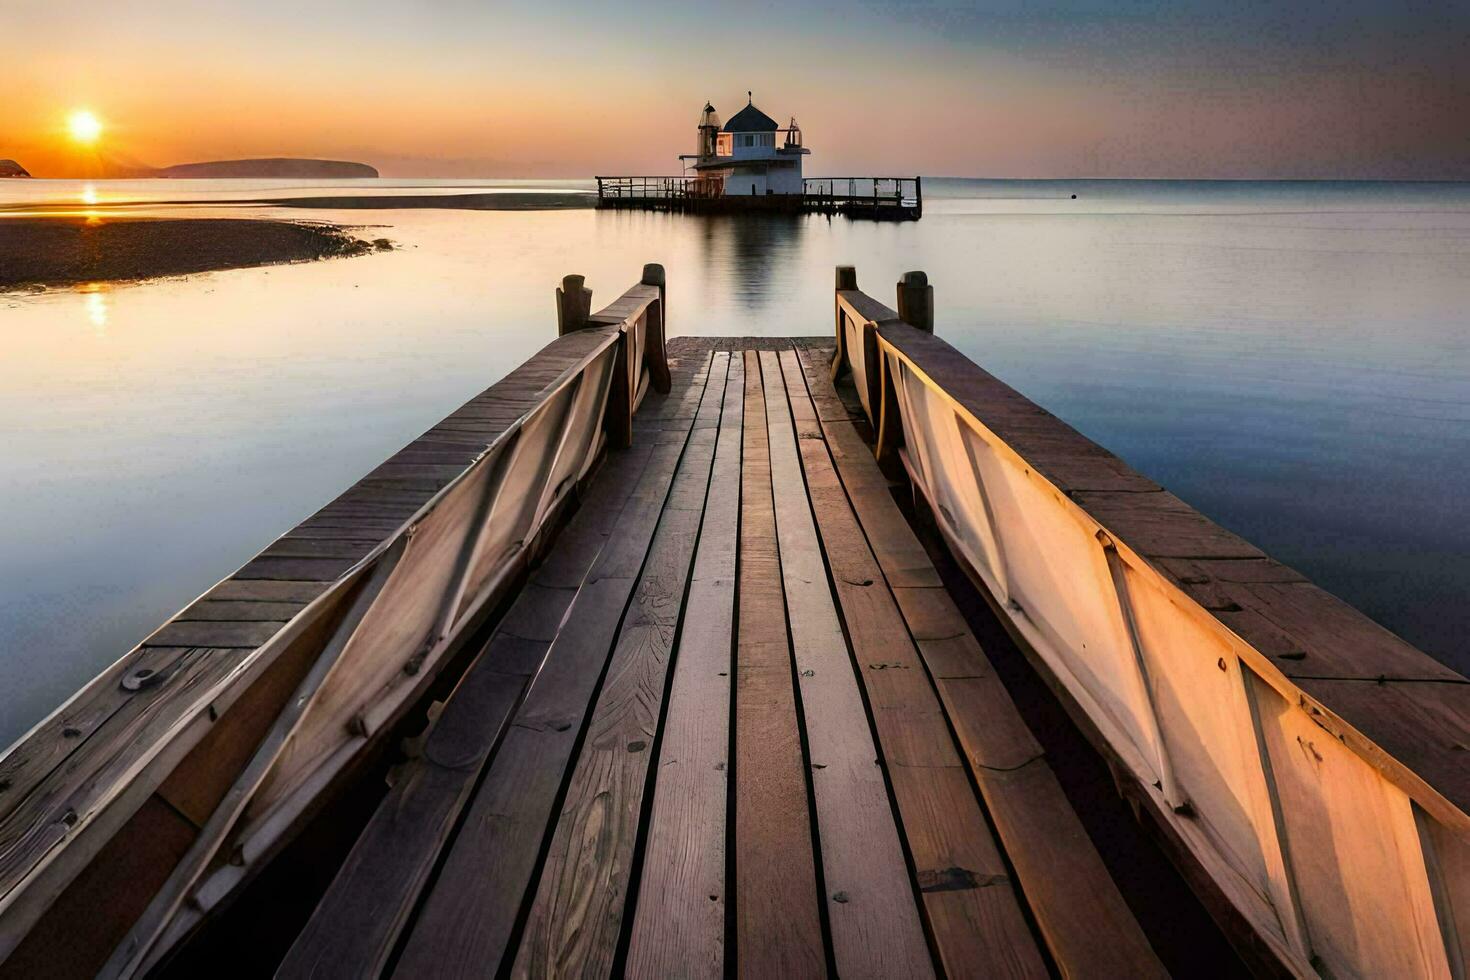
[
  {"xmin": 155, "ymin": 158, "xmax": 378, "ymax": 179},
  {"xmin": 0, "ymin": 159, "xmax": 32, "ymax": 178}
]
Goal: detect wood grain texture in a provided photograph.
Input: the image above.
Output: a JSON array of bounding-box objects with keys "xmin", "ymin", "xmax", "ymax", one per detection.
[
  {"xmin": 760, "ymin": 350, "xmax": 935, "ymax": 980},
  {"xmin": 626, "ymin": 352, "xmax": 742, "ymax": 979},
  {"xmin": 511, "ymin": 353, "xmax": 727, "ymax": 978},
  {"xmin": 733, "ymin": 350, "xmax": 827, "ymax": 980},
  {"xmin": 792, "ymin": 347, "xmax": 1165, "ymax": 978},
  {"xmin": 279, "ymin": 442, "xmax": 660, "ymax": 980},
  {"xmin": 0, "ymin": 648, "xmax": 243, "ymax": 925},
  {"xmin": 390, "ymin": 353, "xmax": 715, "ymax": 980},
  {"xmin": 775, "ymin": 349, "xmax": 1046, "ymax": 980}
]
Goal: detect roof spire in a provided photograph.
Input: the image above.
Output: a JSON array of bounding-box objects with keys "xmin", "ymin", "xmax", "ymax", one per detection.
[{"xmin": 747, "ymin": 90, "xmax": 752, "ymax": 105}]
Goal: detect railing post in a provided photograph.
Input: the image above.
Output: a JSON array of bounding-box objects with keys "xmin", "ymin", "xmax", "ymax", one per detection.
[
  {"xmin": 832, "ymin": 265, "xmax": 858, "ymax": 381},
  {"xmin": 556, "ymin": 275, "xmax": 593, "ymax": 336},
  {"xmin": 896, "ymin": 271, "xmax": 934, "ymax": 334},
  {"xmin": 641, "ymin": 263, "xmax": 672, "ymax": 394}
]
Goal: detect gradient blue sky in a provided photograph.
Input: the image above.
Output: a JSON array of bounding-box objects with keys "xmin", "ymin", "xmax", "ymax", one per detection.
[{"xmin": 4, "ymin": 0, "xmax": 1468, "ymax": 177}]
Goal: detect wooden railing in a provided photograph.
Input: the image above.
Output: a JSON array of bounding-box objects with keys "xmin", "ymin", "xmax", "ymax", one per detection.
[
  {"xmin": 596, "ymin": 175, "xmax": 725, "ymax": 201},
  {"xmin": 0, "ymin": 269, "xmax": 670, "ymax": 978},
  {"xmin": 832, "ymin": 265, "xmax": 1470, "ymax": 979},
  {"xmin": 596, "ymin": 175, "xmax": 923, "ymax": 219},
  {"xmin": 803, "ymin": 176, "xmax": 922, "ymax": 209}
]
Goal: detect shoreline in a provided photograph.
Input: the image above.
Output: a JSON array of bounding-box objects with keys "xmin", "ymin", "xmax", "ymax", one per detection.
[
  {"xmin": 0, "ymin": 216, "xmax": 392, "ymax": 291},
  {"xmin": 0, "ymin": 191, "xmax": 596, "ymax": 216}
]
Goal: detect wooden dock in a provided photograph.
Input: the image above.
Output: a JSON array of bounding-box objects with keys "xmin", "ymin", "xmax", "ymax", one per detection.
[{"xmin": 0, "ymin": 267, "xmax": 1466, "ymax": 979}]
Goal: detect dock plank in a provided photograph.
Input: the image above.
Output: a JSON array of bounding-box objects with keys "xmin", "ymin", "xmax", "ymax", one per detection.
[
  {"xmin": 510, "ymin": 354, "xmax": 727, "ymax": 978},
  {"xmin": 626, "ymin": 353, "xmax": 742, "ymax": 979},
  {"xmin": 277, "ymin": 445, "xmax": 658, "ymax": 979},
  {"xmin": 0, "ymin": 648, "xmax": 242, "ymax": 907},
  {"xmin": 776, "ymin": 350, "xmax": 1047, "ymax": 980},
  {"xmin": 175, "ymin": 602, "xmax": 306, "ymax": 623},
  {"xmin": 789, "ymin": 347, "xmax": 1166, "ymax": 978},
  {"xmin": 390, "ymin": 353, "xmax": 715, "ymax": 979},
  {"xmin": 759, "ymin": 350, "xmax": 935, "ymax": 979},
  {"xmin": 143, "ymin": 621, "xmax": 287, "ymax": 649},
  {"xmin": 733, "ymin": 350, "xmax": 827, "ymax": 979}
]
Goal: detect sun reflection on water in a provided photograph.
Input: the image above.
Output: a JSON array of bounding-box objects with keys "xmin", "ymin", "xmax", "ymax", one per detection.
[{"xmin": 80, "ymin": 285, "xmax": 108, "ymax": 332}]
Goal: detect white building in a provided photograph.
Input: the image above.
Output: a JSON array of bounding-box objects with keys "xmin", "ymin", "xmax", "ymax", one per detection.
[{"xmin": 680, "ymin": 94, "xmax": 810, "ymax": 197}]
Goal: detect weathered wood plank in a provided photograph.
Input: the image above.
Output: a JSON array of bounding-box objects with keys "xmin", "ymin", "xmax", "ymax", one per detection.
[
  {"xmin": 1072, "ymin": 490, "xmax": 1266, "ymax": 560},
  {"xmin": 202, "ymin": 580, "xmax": 328, "ymax": 603},
  {"xmin": 775, "ymin": 350, "xmax": 1045, "ymax": 979},
  {"xmin": 389, "ymin": 578, "xmax": 631, "ymax": 979},
  {"xmin": 0, "ymin": 648, "xmax": 242, "ymax": 918},
  {"xmin": 1201, "ymin": 579, "xmax": 1464, "ymax": 682},
  {"xmin": 175, "ymin": 601, "xmax": 307, "ymax": 623},
  {"xmin": 391, "ymin": 353, "xmax": 716, "ymax": 979},
  {"xmin": 626, "ymin": 353, "xmax": 741, "ymax": 978},
  {"xmin": 510, "ymin": 354, "xmax": 727, "ymax": 978},
  {"xmin": 732, "ymin": 350, "xmax": 827, "ymax": 980},
  {"xmin": 260, "ymin": 538, "xmax": 381, "ymax": 560},
  {"xmin": 143, "ymin": 621, "xmax": 287, "ymax": 649},
  {"xmin": 0, "ymin": 645, "xmax": 199, "ymax": 826},
  {"xmin": 233, "ymin": 557, "xmax": 358, "ymax": 582},
  {"xmin": 798, "ymin": 344, "xmax": 866, "ymax": 423},
  {"xmin": 760, "ymin": 350, "xmax": 935, "ymax": 979},
  {"xmin": 277, "ymin": 657, "xmax": 527, "ymax": 979},
  {"xmin": 279, "ymin": 448, "xmax": 657, "ymax": 980},
  {"xmin": 790, "ymin": 347, "xmax": 1165, "ymax": 978}
]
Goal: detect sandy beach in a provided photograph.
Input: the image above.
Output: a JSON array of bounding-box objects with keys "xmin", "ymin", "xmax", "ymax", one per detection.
[
  {"xmin": 0, "ymin": 216, "xmax": 389, "ymax": 290},
  {"xmin": 0, "ymin": 192, "xmax": 595, "ymax": 289}
]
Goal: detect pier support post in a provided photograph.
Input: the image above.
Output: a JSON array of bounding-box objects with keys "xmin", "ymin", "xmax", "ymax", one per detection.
[
  {"xmin": 832, "ymin": 265, "xmax": 858, "ymax": 381},
  {"xmin": 556, "ymin": 275, "xmax": 593, "ymax": 335},
  {"xmin": 896, "ymin": 271, "xmax": 933, "ymax": 334},
  {"xmin": 641, "ymin": 263, "xmax": 672, "ymax": 394}
]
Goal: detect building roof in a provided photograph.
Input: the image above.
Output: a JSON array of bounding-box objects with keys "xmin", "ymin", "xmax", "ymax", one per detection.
[{"xmin": 721, "ymin": 102, "xmax": 779, "ymax": 133}]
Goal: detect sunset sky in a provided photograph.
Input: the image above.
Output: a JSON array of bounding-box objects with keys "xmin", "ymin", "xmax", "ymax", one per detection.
[{"xmin": 4, "ymin": 0, "xmax": 1468, "ymax": 179}]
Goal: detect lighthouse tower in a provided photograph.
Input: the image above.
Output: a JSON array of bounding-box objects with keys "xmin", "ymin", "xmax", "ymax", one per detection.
[
  {"xmin": 695, "ymin": 102, "xmax": 721, "ymax": 162},
  {"xmin": 679, "ymin": 93, "xmax": 810, "ymax": 197}
]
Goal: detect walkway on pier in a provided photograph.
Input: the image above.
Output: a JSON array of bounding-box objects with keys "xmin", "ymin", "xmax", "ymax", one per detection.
[{"xmin": 280, "ymin": 339, "xmax": 1162, "ymax": 979}]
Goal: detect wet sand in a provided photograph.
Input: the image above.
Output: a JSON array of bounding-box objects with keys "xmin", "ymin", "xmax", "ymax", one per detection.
[
  {"xmin": 0, "ymin": 193, "xmax": 594, "ymax": 289},
  {"xmin": 0, "ymin": 217, "xmax": 390, "ymax": 290}
]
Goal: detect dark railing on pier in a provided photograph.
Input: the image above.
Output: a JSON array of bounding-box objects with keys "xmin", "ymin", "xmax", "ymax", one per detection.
[
  {"xmin": 595, "ymin": 174, "xmax": 922, "ymax": 220},
  {"xmin": 596, "ymin": 175, "xmax": 725, "ymax": 206},
  {"xmin": 801, "ymin": 176, "xmax": 921, "ymax": 216}
]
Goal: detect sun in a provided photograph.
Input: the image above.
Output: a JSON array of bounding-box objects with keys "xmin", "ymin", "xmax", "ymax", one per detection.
[{"xmin": 67, "ymin": 110, "xmax": 103, "ymax": 144}]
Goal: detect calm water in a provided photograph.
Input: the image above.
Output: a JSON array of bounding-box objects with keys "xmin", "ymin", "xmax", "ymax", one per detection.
[{"xmin": 2, "ymin": 178, "xmax": 1468, "ymax": 746}]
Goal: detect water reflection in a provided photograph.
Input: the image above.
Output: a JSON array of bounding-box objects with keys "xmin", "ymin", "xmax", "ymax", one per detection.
[
  {"xmin": 692, "ymin": 213, "xmax": 804, "ymax": 315},
  {"xmin": 81, "ymin": 286, "xmax": 108, "ymax": 331}
]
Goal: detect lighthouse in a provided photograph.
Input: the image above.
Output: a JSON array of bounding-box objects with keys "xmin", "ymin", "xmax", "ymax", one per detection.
[{"xmin": 680, "ymin": 93, "xmax": 810, "ymax": 197}]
